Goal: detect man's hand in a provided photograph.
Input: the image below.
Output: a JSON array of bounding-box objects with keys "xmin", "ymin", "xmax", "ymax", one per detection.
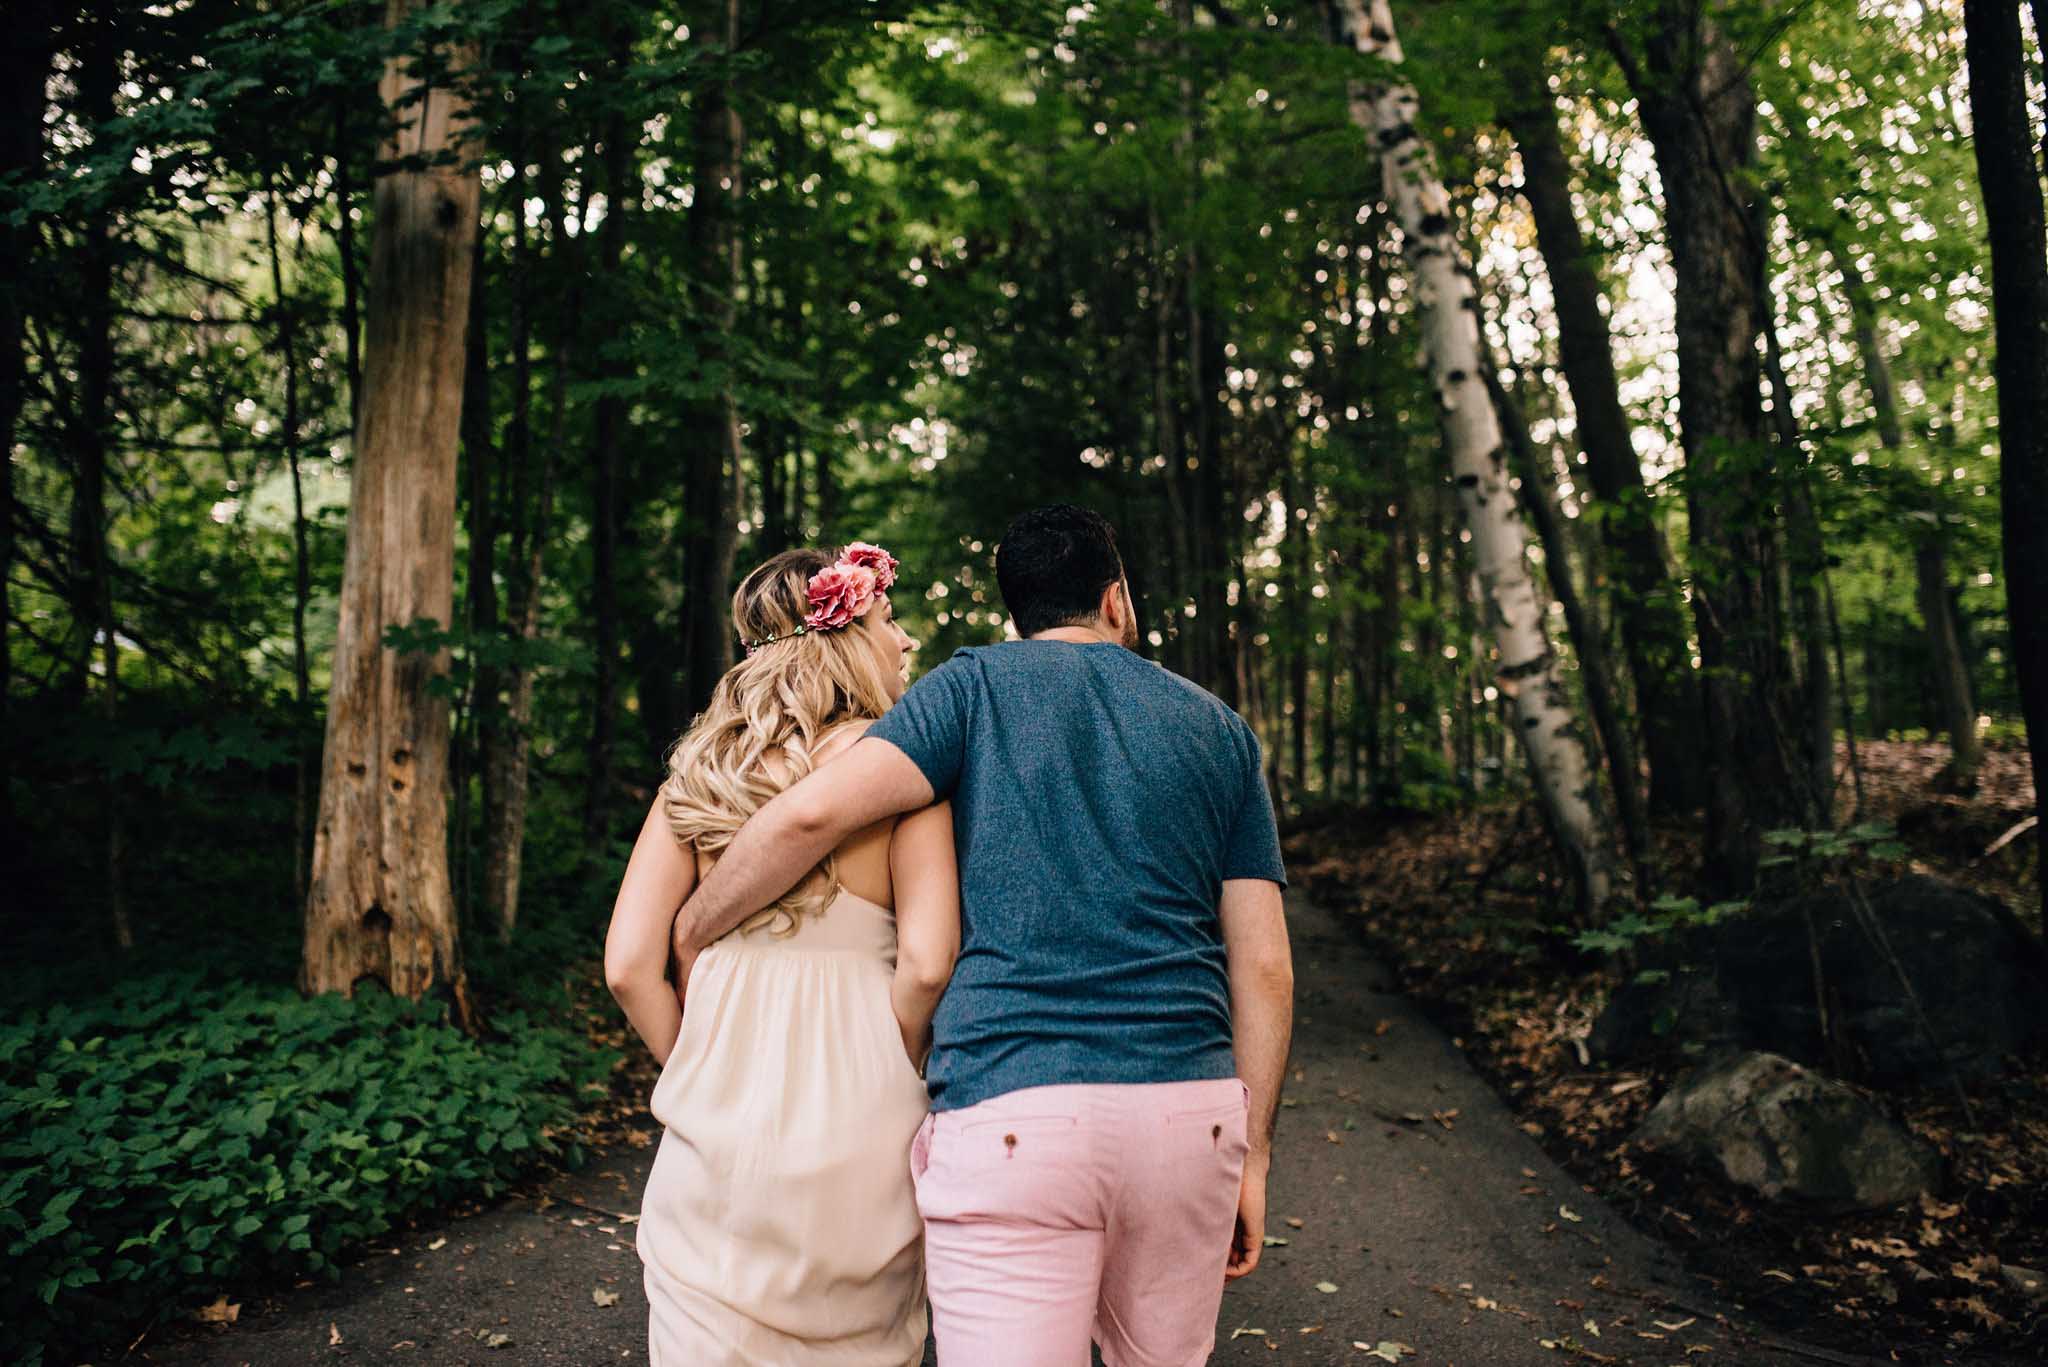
[
  {"xmin": 668, "ymin": 934, "xmax": 700, "ymax": 1018},
  {"xmin": 1226, "ymin": 1150, "xmax": 1270, "ymax": 1281}
]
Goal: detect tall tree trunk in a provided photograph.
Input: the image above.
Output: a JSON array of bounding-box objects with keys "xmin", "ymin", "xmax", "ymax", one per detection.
[
  {"xmin": 302, "ymin": 0, "xmax": 480, "ymax": 1025},
  {"xmin": 0, "ymin": 1, "xmax": 54, "ymax": 842},
  {"xmin": 1760, "ymin": 303, "xmax": 1835, "ymax": 817},
  {"xmin": 680, "ymin": 0, "xmax": 746, "ymax": 721},
  {"xmin": 1333, "ymin": 0, "xmax": 1613, "ymax": 912},
  {"xmin": 1490, "ymin": 364, "xmax": 1652, "ymax": 880},
  {"xmin": 458, "ymin": 225, "xmax": 495, "ymax": 922},
  {"xmin": 1617, "ymin": 10, "xmax": 1809, "ymax": 894},
  {"xmin": 1285, "ymin": 465, "xmax": 1309, "ymax": 794},
  {"xmin": 266, "ymin": 182, "xmax": 315, "ymax": 905},
  {"xmin": 585, "ymin": 58, "xmax": 636, "ymax": 842},
  {"xmin": 1967, "ymin": 0, "xmax": 2048, "ymax": 876},
  {"xmin": 1499, "ymin": 57, "xmax": 1705, "ymax": 816},
  {"xmin": 1833, "ymin": 247, "xmax": 1982, "ymax": 787},
  {"xmin": 1149, "ymin": 204, "xmax": 1194, "ymax": 678},
  {"xmin": 483, "ymin": 153, "xmax": 576, "ymax": 942},
  {"xmin": 74, "ymin": 10, "xmax": 129, "ymax": 949}
]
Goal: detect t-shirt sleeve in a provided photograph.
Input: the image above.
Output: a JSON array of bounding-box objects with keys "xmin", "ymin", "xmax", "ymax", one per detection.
[
  {"xmin": 867, "ymin": 653, "xmax": 976, "ymax": 799},
  {"xmin": 1222, "ymin": 726, "xmax": 1288, "ymax": 887}
]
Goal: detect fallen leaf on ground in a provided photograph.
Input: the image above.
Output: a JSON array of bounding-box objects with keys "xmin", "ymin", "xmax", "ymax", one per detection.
[
  {"xmin": 1263, "ymin": 1236, "xmax": 1289, "ymax": 1247},
  {"xmin": 427, "ymin": 1236, "xmax": 447, "ymax": 1251},
  {"xmin": 1316, "ymin": 1281, "xmax": 1339, "ymax": 1293},
  {"xmin": 1654, "ymin": 1317, "xmax": 1696, "ymax": 1331},
  {"xmin": 194, "ymin": 1296, "xmax": 239, "ymax": 1324},
  {"xmin": 1230, "ymin": 1326, "xmax": 1267, "ymax": 1339},
  {"xmin": 1558, "ymin": 1206, "xmax": 1582, "ymax": 1223},
  {"xmin": 1286, "ymin": 1217, "xmax": 1304, "ymax": 1229},
  {"xmin": 329, "ymin": 1322, "xmax": 343, "ymax": 1346},
  {"xmin": 1354, "ymin": 1341, "xmax": 1413, "ymax": 1361},
  {"xmin": 593, "ymin": 1287, "xmax": 621, "ymax": 1307}
]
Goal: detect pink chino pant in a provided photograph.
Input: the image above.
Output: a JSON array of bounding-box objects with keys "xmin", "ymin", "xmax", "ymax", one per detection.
[{"xmin": 910, "ymin": 1078, "xmax": 1250, "ymax": 1367}]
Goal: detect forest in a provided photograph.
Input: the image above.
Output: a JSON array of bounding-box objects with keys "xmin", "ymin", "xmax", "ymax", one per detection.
[{"xmin": 3, "ymin": 0, "xmax": 2046, "ymax": 1362}]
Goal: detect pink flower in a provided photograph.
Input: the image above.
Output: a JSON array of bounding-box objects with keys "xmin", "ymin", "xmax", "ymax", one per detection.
[
  {"xmin": 804, "ymin": 563, "xmax": 878, "ymax": 631},
  {"xmin": 841, "ymin": 542, "xmax": 899, "ymax": 591}
]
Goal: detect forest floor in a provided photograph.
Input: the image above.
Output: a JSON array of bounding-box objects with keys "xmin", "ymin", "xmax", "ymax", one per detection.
[
  {"xmin": 138, "ymin": 888, "xmax": 1855, "ymax": 1367},
  {"xmin": 1285, "ymin": 738, "xmax": 2048, "ymax": 1367}
]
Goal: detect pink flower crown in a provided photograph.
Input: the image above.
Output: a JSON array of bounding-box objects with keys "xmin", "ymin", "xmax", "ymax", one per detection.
[{"xmin": 743, "ymin": 543, "xmax": 900, "ymax": 655}]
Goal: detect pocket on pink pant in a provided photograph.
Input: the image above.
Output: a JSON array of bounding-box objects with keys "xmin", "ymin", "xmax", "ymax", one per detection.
[{"xmin": 918, "ymin": 1110, "xmax": 1091, "ymax": 1226}]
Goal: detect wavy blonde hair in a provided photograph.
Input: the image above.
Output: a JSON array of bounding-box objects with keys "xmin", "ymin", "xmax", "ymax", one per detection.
[{"xmin": 660, "ymin": 548, "xmax": 901, "ymax": 935}]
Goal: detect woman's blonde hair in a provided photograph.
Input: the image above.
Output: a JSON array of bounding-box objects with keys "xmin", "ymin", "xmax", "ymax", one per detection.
[{"xmin": 660, "ymin": 548, "xmax": 901, "ymax": 934}]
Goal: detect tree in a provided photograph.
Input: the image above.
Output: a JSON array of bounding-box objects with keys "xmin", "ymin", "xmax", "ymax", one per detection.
[
  {"xmin": 1496, "ymin": 51, "xmax": 1705, "ymax": 818},
  {"xmin": 679, "ymin": 0, "xmax": 746, "ymax": 722},
  {"xmin": 1963, "ymin": 0, "xmax": 2048, "ymax": 885},
  {"xmin": 1331, "ymin": 0, "xmax": 1615, "ymax": 913},
  {"xmin": 302, "ymin": 0, "xmax": 481, "ymax": 1024},
  {"xmin": 1610, "ymin": 6, "xmax": 1816, "ymax": 894}
]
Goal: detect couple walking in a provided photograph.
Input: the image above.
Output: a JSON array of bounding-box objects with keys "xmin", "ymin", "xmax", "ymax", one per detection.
[{"xmin": 605, "ymin": 505, "xmax": 1295, "ymax": 1366}]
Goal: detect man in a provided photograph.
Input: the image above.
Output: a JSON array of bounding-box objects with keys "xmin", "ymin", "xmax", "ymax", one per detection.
[{"xmin": 672, "ymin": 504, "xmax": 1293, "ymax": 1366}]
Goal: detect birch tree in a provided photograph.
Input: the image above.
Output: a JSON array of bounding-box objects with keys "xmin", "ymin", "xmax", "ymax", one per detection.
[
  {"xmin": 302, "ymin": 0, "xmax": 481, "ymax": 1025},
  {"xmin": 1330, "ymin": 0, "xmax": 1613, "ymax": 911}
]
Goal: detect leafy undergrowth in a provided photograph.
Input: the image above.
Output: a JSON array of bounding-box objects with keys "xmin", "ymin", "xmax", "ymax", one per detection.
[
  {"xmin": 0, "ymin": 886, "xmax": 659, "ymax": 1367},
  {"xmin": 1285, "ymin": 741, "xmax": 2048, "ymax": 1365}
]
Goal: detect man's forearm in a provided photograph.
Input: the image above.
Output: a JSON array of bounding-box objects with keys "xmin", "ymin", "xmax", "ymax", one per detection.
[
  {"xmin": 674, "ymin": 792, "xmax": 845, "ymax": 951},
  {"xmin": 1231, "ymin": 967, "xmax": 1294, "ymax": 1156}
]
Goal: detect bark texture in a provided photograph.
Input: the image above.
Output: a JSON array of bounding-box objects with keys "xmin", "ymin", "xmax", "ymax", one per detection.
[
  {"xmin": 302, "ymin": 0, "xmax": 480, "ymax": 1023},
  {"xmin": 1333, "ymin": 0, "xmax": 1612, "ymax": 911},
  {"xmin": 1964, "ymin": 0, "xmax": 2048, "ymax": 881}
]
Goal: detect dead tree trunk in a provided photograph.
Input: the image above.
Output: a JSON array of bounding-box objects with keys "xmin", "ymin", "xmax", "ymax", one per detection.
[{"xmin": 302, "ymin": 0, "xmax": 481, "ymax": 1025}]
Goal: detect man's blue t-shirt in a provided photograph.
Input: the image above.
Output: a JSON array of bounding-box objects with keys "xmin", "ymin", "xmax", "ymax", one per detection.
[{"xmin": 867, "ymin": 639, "xmax": 1286, "ymax": 1113}]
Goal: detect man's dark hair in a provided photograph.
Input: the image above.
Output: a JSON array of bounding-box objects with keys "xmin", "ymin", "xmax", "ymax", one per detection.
[{"xmin": 995, "ymin": 504, "xmax": 1126, "ymax": 638}]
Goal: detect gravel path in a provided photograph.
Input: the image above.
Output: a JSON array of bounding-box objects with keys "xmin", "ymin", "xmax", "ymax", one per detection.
[{"xmin": 144, "ymin": 890, "xmax": 1870, "ymax": 1367}]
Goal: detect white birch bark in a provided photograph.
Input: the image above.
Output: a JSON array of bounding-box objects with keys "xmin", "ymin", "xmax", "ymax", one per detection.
[{"xmin": 1334, "ymin": 0, "xmax": 1613, "ymax": 909}]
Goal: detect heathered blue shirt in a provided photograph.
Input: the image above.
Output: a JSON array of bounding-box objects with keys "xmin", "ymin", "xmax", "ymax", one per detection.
[{"xmin": 867, "ymin": 639, "xmax": 1286, "ymax": 1113}]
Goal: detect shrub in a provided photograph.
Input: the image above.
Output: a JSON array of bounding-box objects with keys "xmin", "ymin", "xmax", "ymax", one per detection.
[{"xmin": 0, "ymin": 973, "xmax": 613, "ymax": 1365}]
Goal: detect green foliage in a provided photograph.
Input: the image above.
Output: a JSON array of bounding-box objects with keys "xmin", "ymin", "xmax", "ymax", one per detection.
[
  {"xmin": 1573, "ymin": 894, "xmax": 1749, "ymax": 956},
  {"xmin": 0, "ymin": 975, "xmax": 613, "ymax": 1365},
  {"xmin": 1759, "ymin": 821, "xmax": 1912, "ymax": 869}
]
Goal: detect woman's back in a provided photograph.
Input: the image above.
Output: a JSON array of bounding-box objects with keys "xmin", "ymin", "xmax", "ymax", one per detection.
[
  {"xmin": 610, "ymin": 544, "xmax": 948, "ymax": 1366},
  {"xmin": 636, "ymin": 734, "xmax": 929, "ymax": 1366}
]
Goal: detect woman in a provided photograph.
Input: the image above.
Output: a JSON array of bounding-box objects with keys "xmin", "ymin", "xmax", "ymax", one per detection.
[{"xmin": 604, "ymin": 543, "xmax": 958, "ymax": 1367}]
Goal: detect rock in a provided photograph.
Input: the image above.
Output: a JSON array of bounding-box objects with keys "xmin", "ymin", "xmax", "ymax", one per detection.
[
  {"xmin": 1592, "ymin": 876, "xmax": 2047, "ymax": 1087},
  {"xmin": 2002, "ymin": 1264, "xmax": 2047, "ymax": 1302},
  {"xmin": 1632, "ymin": 1052, "xmax": 1941, "ymax": 1210}
]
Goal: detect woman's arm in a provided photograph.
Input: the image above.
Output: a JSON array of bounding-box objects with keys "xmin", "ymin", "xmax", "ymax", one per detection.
[
  {"xmin": 604, "ymin": 798, "xmax": 698, "ymax": 1065},
  {"xmin": 887, "ymin": 801, "xmax": 959, "ymax": 1069}
]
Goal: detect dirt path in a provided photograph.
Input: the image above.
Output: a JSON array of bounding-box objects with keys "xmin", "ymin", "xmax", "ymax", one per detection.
[{"xmin": 146, "ymin": 891, "xmax": 1865, "ymax": 1367}]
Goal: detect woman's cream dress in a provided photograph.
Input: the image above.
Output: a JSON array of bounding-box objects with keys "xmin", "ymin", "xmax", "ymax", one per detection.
[{"xmin": 637, "ymin": 887, "xmax": 930, "ymax": 1366}]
